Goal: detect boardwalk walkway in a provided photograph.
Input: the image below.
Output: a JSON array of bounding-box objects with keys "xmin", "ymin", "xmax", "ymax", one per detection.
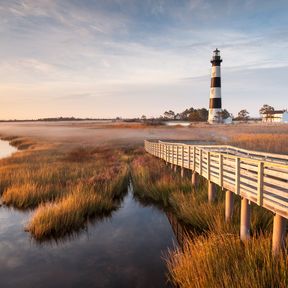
[{"xmin": 144, "ymin": 140, "xmax": 288, "ymax": 255}]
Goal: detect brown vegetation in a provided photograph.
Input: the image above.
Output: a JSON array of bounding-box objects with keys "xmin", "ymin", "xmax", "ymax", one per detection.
[
  {"xmin": 0, "ymin": 137, "xmax": 129, "ymax": 240},
  {"xmin": 229, "ymin": 133, "xmax": 288, "ymax": 154},
  {"xmin": 131, "ymin": 153, "xmax": 285, "ymax": 288},
  {"xmin": 167, "ymin": 233, "xmax": 288, "ymax": 288}
]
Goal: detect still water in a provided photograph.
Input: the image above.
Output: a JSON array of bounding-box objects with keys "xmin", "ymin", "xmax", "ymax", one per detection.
[{"xmin": 0, "ymin": 141, "xmax": 177, "ymax": 288}]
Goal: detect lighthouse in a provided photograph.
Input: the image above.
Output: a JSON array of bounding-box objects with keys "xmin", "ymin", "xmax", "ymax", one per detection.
[{"xmin": 208, "ymin": 48, "xmax": 223, "ymax": 124}]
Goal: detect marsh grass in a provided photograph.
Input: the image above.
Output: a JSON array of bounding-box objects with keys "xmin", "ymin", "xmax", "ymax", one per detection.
[
  {"xmin": 131, "ymin": 154, "xmax": 192, "ymax": 207},
  {"xmin": 27, "ymin": 164, "xmax": 128, "ymax": 240},
  {"xmin": 0, "ymin": 137, "xmax": 130, "ymax": 239},
  {"xmin": 167, "ymin": 233, "xmax": 288, "ymax": 288},
  {"xmin": 131, "ymin": 153, "xmax": 278, "ymax": 287},
  {"xmin": 229, "ymin": 133, "xmax": 288, "ymax": 154},
  {"xmin": 132, "ymin": 154, "xmax": 272, "ymax": 234}
]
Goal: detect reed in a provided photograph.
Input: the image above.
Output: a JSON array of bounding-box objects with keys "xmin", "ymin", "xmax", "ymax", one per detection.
[
  {"xmin": 229, "ymin": 133, "xmax": 288, "ymax": 154},
  {"xmin": 0, "ymin": 137, "xmax": 130, "ymax": 239},
  {"xmin": 167, "ymin": 233, "xmax": 288, "ymax": 288},
  {"xmin": 27, "ymin": 163, "xmax": 128, "ymax": 240},
  {"xmin": 131, "ymin": 152, "xmax": 280, "ymax": 287},
  {"xmin": 131, "ymin": 154, "xmax": 192, "ymax": 207},
  {"xmin": 131, "ymin": 154, "xmax": 272, "ymax": 234}
]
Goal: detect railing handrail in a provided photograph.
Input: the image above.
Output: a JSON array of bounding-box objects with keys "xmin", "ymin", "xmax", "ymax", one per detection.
[{"xmin": 158, "ymin": 140, "xmax": 288, "ymax": 165}]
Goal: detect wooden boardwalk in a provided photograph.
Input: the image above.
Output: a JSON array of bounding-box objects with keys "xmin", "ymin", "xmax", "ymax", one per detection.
[{"xmin": 144, "ymin": 140, "xmax": 288, "ymax": 255}]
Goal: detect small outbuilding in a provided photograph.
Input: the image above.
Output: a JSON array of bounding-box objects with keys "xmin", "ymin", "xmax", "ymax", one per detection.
[{"xmin": 262, "ymin": 110, "xmax": 288, "ymax": 123}]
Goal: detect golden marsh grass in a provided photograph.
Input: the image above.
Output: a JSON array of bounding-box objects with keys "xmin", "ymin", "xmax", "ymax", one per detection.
[
  {"xmin": 0, "ymin": 137, "xmax": 129, "ymax": 240},
  {"xmin": 167, "ymin": 233, "xmax": 288, "ymax": 288},
  {"xmin": 131, "ymin": 152, "xmax": 280, "ymax": 287}
]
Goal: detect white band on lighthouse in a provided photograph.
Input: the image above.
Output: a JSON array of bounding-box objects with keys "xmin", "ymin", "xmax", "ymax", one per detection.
[
  {"xmin": 211, "ymin": 66, "xmax": 221, "ymax": 78},
  {"xmin": 209, "ymin": 87, "xmax": 221, "ymax": 99}
]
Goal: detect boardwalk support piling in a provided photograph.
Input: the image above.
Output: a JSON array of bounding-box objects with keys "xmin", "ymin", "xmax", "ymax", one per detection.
[
  {"xmin": 181, "ymin": 167, "xmax": 184, "ymax": 178},
  {"xmin": 240, "ymin": 198, "xmax": 251, "ymax": 241},
  {"xmin": 208, "ymin": 181, "xmax": 216, "ymax": 203},
  {"xmin": 272, "ymin": 214, "xmax": 287, "ymax": 256},
  {"xmin": 192, "ymin": 171, "xmax": 198, "ymax": 187},
  {"xmin": 225, "ymin": 190, "xmax": 234, "ymax": 222}
]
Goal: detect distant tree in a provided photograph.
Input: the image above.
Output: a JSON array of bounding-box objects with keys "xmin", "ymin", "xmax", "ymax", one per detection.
[
  {"xmin": 221, "ymin": 109, "xmax": 232, "ymax": 119},
  {"xmin": 179, "ymin": 109, "xmax": 190, "ymax": 120},
  {"xmin": 237, "ymin": 109, "xmax": 250, "ymax": 121},
  {"xmin": 187, "ymin": 108, "xmax": 208, "ymax": 122},
  {"xmin": 259, "ymin": 104, "xmax": 274, "ymax": 121},
  {"xmin": 197, "ymin": 108, "xmax": 209, "ymax": 121},
  {"xmin": 175, "ymin": 113, "xmax": 181, "ymax": 120},
  {"xmin": 188, "ymin": 111, "xmax": 199, "ymax": 121},
  {"xmin": 163, "ymin": 110, "xmax": 175, "ymax": 120},
  {"xmin": 141, "ymin": 115, "xmax": 147, "ymax": 121}
]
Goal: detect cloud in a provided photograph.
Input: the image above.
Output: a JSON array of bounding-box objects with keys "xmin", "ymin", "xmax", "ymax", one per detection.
[{"xmin": 0, "ymin": 0, "xmax": 287, "ymax": 118}]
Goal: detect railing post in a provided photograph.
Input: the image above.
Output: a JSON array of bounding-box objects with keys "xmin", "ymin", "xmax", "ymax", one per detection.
[
  {"xmin": 188, "ymin": 146, "xmax": 191, "ymax": 170},
  {"xmin": 219, "ymin": 154, "xmax": 223, "ymax": 188},
  {"xmin": 193, "ymin": 146, "xmax": 196, "ymax": 172},
  {"xmin": 170, "ymin": 145, "xmax": 173, "ymax": 169},
  {"xmin": 191, "ymin": 146, "xmax": 198, "ymax": 187},
  {"xmin": 272, "ymin": 214, "xmax": 287, "ymax": 256},
  {"xmin": 257, "ymin": 162, "xmax": 264, "ymax": 206},
  {"xmin": 207, "ymin": 151, "xmax": 211, "ymax": 181},
  {"xmin": 199, "ymin": 149, "xmax": 203, "ymax": 176},
  {"xmin": 225, "ymin": 190, "xmax": 234, "ymax": 223},
  {"xmin": 181, "ymin": 145, "xmax": 184, "ymax": 178},
  {"xmin": 240, "ymin": 198, "xmax": 251, "ymax": 241},
  {"xmin": 173, "ymin": 145, "xmax": 177, "ymax": 172},
  {"xmin": 235, "ymin": 157, "xmax": 240, "ymax": 195}
]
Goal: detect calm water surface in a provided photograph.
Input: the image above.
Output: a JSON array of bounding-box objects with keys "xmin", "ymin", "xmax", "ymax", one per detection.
[{"xmin": 0, "ymin": 141, "xmax": 177, "ymax": 288}]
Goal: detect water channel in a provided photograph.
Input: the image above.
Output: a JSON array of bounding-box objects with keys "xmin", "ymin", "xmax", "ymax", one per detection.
[{"xmin": 0, "ymin": 141, "xmax": 178, "ymax": 288}]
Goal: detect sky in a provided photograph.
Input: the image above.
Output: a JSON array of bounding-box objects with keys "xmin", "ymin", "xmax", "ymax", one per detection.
[{"xmin": 0, "ymin": 0, "xmax": 287, "ymax": 119}]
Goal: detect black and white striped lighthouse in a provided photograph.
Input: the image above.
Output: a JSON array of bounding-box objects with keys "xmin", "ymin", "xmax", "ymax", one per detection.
[{"xmin": 208, "ymin": 48, "xmax": 222, "ymax": 124}]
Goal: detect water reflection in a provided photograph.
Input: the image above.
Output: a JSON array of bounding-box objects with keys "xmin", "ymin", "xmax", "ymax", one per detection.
[
  {"xmin": 0, "ymin": 141, "xmax": 179, "ymax": 287},
  {"xmin": 166, "ymin": 212, "xmax": 189, "ymax": 250},
  {"xmin": 0, "ymin": 140, "xmax": 17, "ymax": 159},
  {"xmin": 0, "ymin": 183, "xmax": 176, "ymax": 287}
]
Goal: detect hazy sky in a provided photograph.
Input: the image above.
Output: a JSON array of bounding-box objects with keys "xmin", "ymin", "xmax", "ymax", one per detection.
[{"xmin": 0, "ymin": 0, "xmax": 287, "ymax": 119}]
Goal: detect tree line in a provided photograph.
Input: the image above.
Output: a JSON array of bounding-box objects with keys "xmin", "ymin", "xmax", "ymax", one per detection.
[
  {"xmin": 158, "ymin": 107, "xmax": 231, "ymax": 122},
  {"xmin": 144, "ymin": 104, "xmax": 282, "ymax": 122}
]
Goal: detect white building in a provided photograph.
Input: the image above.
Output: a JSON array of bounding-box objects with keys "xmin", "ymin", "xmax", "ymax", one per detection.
[{"xmin": 262, "ymin": 110, "xmax": 288, "ymax": 123}]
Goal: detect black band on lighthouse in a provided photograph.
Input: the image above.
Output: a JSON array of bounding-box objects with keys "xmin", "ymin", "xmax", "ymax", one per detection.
[
  {"xmin": 211, "ymin": 61, "xmax": 222, "ymax": 66},
  {"xmin": 209, "ymin": 98, "xmax": 222, "ymax": 109},
  {"xmin": 210, "ymin": 77, "xmax": 221, "ymax": 87}
]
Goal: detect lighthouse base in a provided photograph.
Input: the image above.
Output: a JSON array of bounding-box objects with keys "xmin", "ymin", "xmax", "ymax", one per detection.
[{"xmin": 208, "ymin": 108, "xmax": 223, "ymax": 124}]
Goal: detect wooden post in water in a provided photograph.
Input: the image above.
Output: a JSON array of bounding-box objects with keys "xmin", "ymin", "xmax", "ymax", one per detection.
[
  {"xmin": 272, "ymin": 214, "xmax": 287, "ymax": 256},
  {"xmin": 240, "ymin": 198, "xmax": 251, "ymax": 241},
  {"xmin": 225, "ymin": 190, "xmax": 234, "ymax": 222},
  {"xmin": 208, "ymin": 181, "xmax": 216, "ymax": 203}
]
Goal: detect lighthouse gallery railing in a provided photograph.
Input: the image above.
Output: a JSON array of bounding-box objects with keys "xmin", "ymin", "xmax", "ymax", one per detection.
[{"xmin": 144, "ymin": 140, "xmax": 288, "ymax": 219}]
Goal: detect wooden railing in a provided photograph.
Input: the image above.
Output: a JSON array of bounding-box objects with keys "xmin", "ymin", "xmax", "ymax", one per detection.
[
  {"xmin": 145, "ymin": 139, "xmax": 288, "ymax": 254},
  {"xmin": 145, "ymin": 140, "xmax": 288, "ymax": 218}
]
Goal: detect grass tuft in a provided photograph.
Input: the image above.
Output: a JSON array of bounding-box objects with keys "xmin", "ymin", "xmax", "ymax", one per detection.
[{"xmin": 167, "ymin": 233, "xmax": 288, "ymax": 288}]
